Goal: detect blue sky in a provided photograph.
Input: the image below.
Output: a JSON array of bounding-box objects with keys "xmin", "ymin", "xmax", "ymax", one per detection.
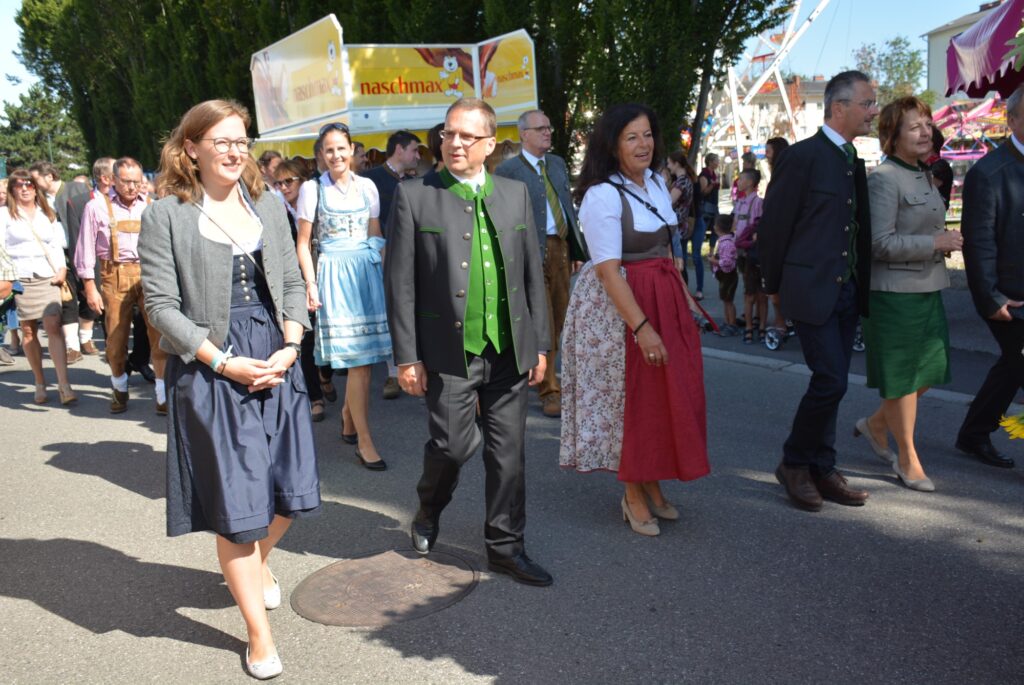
[
  {"xmin": 753, "ymin": 0, "xmax": 987, "ymax": 84},
  {"xmin": 0, "ymin": 0, "xmax": 992, "ymax": 107}
]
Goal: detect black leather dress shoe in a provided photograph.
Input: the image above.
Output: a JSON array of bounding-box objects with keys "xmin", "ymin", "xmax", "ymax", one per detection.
[
  {"xmin": 956, "ymin": 440, "xmax": 1015, "ymax": 468},
  {"xmin": 487, "ymin": 553, "xmax": 553, "ymax": 587},
  {"xmin": 410, "ymin": 520, "xmax": 438, "ymax": 555}
]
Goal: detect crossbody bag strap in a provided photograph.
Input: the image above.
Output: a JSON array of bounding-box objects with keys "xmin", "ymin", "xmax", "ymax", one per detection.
[
  {"xmin": 24, "ymin": 215, "xmax": 63, "ymax": 277},
  {"xmin": 191, "ymin": 202, "xmax": 268, "ymax": 281},
  {"xmin": 607, "ymin": 180, "xmax": 671, "ymax": 226}
]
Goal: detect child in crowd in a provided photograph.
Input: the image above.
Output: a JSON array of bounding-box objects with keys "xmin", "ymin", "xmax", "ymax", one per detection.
[
  {"xmin": 709, "ymin": 214, "xmax": 739, "ymax": 335},
  {"xmin": 733, "ymin": 169, "xmax": 766, "ymax": 344}
]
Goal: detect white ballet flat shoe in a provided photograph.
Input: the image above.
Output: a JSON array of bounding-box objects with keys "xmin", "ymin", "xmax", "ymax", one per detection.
[
  {"xmin": 264, "ymin": 570, "xmax": 281, "ymax": 610},
  {"xmin": 245, "ymin": 645, "xmax": 283, "ymax": 680}
]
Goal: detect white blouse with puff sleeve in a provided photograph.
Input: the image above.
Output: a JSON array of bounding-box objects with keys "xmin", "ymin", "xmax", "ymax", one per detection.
[{"xmin": 579, "ymin": 169, "xmax": 677, "ymax": 265}]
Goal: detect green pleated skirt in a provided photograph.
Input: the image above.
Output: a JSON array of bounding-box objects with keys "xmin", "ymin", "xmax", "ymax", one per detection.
[{"xmin": 863, "ymin": 290, "xmax": 951, "ymax": 399}]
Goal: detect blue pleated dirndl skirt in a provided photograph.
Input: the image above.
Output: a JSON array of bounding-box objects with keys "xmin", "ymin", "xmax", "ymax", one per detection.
[
  {"xmin": 164, "ymin": 251, "xmax": 320, "ymax": 542},
  {"xmin": 314, "ymin": 235, "xmax": 392, "ymax": 368}
]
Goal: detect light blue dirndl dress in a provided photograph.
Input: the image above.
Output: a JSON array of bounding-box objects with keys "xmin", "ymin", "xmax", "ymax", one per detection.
[{"xmin": 314, "ymin": 179, "xmax": 392, "ymax": 368}]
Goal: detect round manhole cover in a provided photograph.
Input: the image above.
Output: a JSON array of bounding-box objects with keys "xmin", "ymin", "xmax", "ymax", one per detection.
[{"xmin": 290, "ymin": 549, "xmax": 478, "ymax": 627}]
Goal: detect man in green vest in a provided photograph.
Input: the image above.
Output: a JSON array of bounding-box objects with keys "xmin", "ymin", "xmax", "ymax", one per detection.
[{"xmin": 385, "ymin": 98, "xmax": 552, "ymax": 586}]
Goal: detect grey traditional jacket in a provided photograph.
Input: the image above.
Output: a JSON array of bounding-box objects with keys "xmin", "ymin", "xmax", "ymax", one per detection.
[
  {"xmin": 493, "ymin": 152, "xmax": 588, "ymax": 261},
  {"xmin": 384, "ymin": 171, "xmax": 549, "ymax": 378},
  {"xmin": 139, "ymin": 185, "xmax": 310, "ymax": 363},
  {"xmin": 866, "ymin": 158, "xmax": 949, "ymax": 293}
]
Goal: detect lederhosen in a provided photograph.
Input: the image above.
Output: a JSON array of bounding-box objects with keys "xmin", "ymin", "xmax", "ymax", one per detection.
[{"xmin": 99, "ymin": 195, "xmax": 164, "ymax": 374}]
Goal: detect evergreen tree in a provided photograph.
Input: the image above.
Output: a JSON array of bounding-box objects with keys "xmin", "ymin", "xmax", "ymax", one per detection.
[{"xmin": 0, "ymin": 83, "xmax": 89, "ymax": 176}]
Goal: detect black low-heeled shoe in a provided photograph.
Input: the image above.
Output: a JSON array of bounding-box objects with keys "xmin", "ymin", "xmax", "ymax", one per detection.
[
  {"xmin": 341, "ymin": 432, "xmax": 358, "ymax": 444},
  {"xmin": 355, "ymin": 447, "xmax": 387, "ymax": 471}
]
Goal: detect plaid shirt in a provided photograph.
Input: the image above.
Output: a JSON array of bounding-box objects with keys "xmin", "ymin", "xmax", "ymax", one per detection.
[{"xmin": 0, "ymin": 244, "xmax": 16, "ymax": 282}]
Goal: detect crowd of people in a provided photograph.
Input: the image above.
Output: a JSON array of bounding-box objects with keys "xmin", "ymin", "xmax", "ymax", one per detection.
[{"xmin": 1, "ymin": 70, "xmax": 1021, "ymax": 679}]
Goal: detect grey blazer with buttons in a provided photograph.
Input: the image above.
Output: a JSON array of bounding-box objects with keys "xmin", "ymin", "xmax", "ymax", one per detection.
[
  {"xmin": 866, "ymin": 159, "xmax": 949, "ymax": 293},
  {"xmin": 139, "ymin": 186, "xmax": 310, "ymax": 363},
  {"xmin": 493, "ymin": 152, "xmax": 588, "ymax": 262},
  {"xmin": 384, "ymin": 171, "xmax": 549, "ymax": 378}
]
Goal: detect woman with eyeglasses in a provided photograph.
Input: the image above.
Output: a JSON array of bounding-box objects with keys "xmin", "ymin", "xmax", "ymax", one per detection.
[
  {"xmin": 296, "ymin": 122, "xmax": 392, "ymax": 470},
  {"xmin": 140, "ymin": 99, "xmax": 319, "ymax": 680},
  {"xmin": 272, "ymin": 160, "xmax": 326, "ymax": 423},
  {"xmin": 0, "ymin": 169, "xmax": 77, "ymax": 405}
]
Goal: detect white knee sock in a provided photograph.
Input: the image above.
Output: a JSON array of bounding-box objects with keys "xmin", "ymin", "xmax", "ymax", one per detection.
[
  {"xmin": 64, "ymin": 322, "xmax": 81, "ymax": 351},
  {"xmin": 79, "ymin": 328, "xmax": 93, "ymax": 345},
  {"xmin": 155, "ymin": 378, "xmax": 166, "ymax": 404},
  {"xmin": 387, "ymin": 359, "xmax": 398, "ymax": 378},
  {"xmin": 111, "ymin": 373, "xmax": 129, "ymax": 392}
]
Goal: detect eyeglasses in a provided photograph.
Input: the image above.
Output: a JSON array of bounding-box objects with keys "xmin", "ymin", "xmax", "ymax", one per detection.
[
  {"xmin": 197, "ymin": 137, "xmax": 254, "ymax": 153},
  {"xmin": 439, "ymin": 129, "xmax": 493, "ymax": 147},
  {"xmin": 839, "ymin": 99, "xmax": 877, "ymax": 110},
  {"xmin": 523, "ymin": 125, "xmax": 553, "ymax": 133},
  {"xmin": 273, "ymin": 177, "xmax": 302, "ymax": 187},
  {"xmin": 117, "ymin": 178, "xmax": 144, "ymax": 187},
  {"xmin": 10, "ymin": 180, "xmax": 35, "ymax": 190},
  {"xmin": 318, "ymin": 122, "xmax": 350, "ymax": 138}
]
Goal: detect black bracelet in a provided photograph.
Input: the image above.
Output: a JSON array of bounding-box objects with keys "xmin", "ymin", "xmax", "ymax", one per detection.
[
  {"xmin": 632, "ymin": 318, "xmax": 649, "ymax": 342},
  {"xmin": 284, "ymin": 342, "xmax": 302, "ymax": 355}
]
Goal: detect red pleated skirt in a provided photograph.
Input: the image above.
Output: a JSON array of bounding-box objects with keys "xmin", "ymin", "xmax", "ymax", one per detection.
[{"xmin": 619, "ymin": 258, "xmax": 710, "ymax": 482}]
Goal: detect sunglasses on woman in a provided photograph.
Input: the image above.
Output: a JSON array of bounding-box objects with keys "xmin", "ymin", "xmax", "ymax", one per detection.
[
  {"xmin": 10, "ymin": 180, "xmax": 35, "ymax": 190},
  {"xmin": 273, "ymin": 177, "xmax": 302, "ymax": 187},
  {"xmin": 318, "ymin": 122, "xmax": 349, "ymax": 137}
]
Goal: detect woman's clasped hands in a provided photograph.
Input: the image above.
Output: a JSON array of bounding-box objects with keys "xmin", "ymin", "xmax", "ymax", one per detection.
[{"xmin": 221, "ymin": 347, "xmax": 299, "ymax": 393}]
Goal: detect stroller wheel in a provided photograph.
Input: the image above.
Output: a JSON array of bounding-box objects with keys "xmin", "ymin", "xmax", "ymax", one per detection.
[{"xmin": 764, "ymin": 328, "xmax": 782, "ymax": 351}]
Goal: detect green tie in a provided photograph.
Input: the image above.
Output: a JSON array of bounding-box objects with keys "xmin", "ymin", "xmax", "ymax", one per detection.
[
  {"xmin": 842, "ymin": 142, "xmax": 857, "ymax": 165},
  {"xmin": 537, "ymin": 158, "xmax": 568, "ymax": 240}
]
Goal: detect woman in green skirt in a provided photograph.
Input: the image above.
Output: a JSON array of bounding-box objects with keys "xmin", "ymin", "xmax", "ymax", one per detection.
[{"xmin": 854, "ymin": 96, "xmax": 963, "ymax": 492}]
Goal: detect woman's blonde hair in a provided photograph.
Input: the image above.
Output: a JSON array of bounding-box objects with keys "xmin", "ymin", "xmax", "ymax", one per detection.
[{"xmin": 156, "ymin": 99, "xmax": 264, "ymax": 203}]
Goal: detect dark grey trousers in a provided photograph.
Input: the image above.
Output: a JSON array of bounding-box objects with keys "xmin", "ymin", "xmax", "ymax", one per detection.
[{"xmin": 415, "ymin": 345, "xmax": 529, "ymax": 560}]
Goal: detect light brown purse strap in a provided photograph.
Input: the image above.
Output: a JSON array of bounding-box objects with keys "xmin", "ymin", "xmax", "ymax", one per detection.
[{"xmin": 24, "ymin": 213, "xmax": 63, "ymax": 277}]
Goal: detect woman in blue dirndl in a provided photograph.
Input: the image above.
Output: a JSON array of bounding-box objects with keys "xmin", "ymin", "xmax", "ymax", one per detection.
[
  {"xmin": 140, "ymin": 100, "xmax": 319, "ymax": 679},
  {"xmin": 296, "ymin": 123, "xmax": 392, "ymax": 470}
]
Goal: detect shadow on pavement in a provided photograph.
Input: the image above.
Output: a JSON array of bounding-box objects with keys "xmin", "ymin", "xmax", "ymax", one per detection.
[
  {"xmin": 0, "ymin": 538, "xmax": 241, "ymax": 654},
  {"xmin": 45, "ymin": 440, "xmax": 165, "ymax": 501}
]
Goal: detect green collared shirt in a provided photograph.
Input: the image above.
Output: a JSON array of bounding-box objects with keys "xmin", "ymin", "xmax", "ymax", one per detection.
[{"xmin": 441, "ymin": 169, "xmax": 512, "ymax": 355}]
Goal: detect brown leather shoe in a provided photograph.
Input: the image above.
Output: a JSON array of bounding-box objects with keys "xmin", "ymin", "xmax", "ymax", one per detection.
[
  {"xmin": 541, "ymin": 393, "xmax": 561, "ymax": 418},
  {"xmin": 66, "ymin": 348, "xmax": 83, "ymax": 365},
  {"xmin": 81, "ymin": 340, "xmax": 99, "ymax": 355},
  {"xmin": 155, "ymin": 402, "xmax": 168, "ymax": 416},
  {"xmin": 774, "ymin": 462, "xmax": 823, "ymax": 511},
  {"xmin": 813, "ymin": 470, "xmax": 869, "ymax": 506},
  {"xmin": 110, "ymin": 389, "xmax": 129, "ymax": 414}
]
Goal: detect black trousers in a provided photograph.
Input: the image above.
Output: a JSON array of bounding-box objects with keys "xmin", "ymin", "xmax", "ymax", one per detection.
[
  {"xmin": 958, "ymin": 317, "xmax": 1024, "ymax": 445},
  {"xmin": 415, "ymin": 345, "xmax": 529, "ymax": 561},
  {"xmin": 783, "ymin": 280, "xmax": 859, "ymax": 474},
  {"xmin": 127, "ymin": 307, "xmax": 151, "ymax": 370}
]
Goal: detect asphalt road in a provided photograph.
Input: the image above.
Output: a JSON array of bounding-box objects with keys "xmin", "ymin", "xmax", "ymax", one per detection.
[{"xmin": 1, "ymin": 327, "xmax": 1022, "ymax": 683}]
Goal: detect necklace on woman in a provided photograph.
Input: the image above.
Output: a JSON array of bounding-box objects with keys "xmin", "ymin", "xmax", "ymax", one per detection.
[{"xmin": 330, "ymin": 170, "xmax": 353, "ymax": 197}]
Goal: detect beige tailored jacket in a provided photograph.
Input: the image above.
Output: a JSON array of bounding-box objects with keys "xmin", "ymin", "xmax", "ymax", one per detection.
[{"xmin": 867, "ymin": 158, "xmax": 950, "ymax": 293}]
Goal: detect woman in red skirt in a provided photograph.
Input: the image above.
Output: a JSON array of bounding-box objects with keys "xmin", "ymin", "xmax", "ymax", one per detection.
[{"xmin": 560, "ymin": 103, "xmax": 710, "ymax": 536}]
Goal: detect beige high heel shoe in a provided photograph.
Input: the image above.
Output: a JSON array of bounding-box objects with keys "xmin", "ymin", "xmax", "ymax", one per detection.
[
  {"xmin": 621, "ymin": 497, "xmax": 659, "ymax": 536},
  {"xmin": 58, "ymin": 384, "xmax": 78, "ymax": 406},
  {"xmin": 34, "ymin": 384, "xmax": 48, "ymax": 404},
  {"xmin": 647, "ymin": 498, "xmax": 680, "ymax": 520}
]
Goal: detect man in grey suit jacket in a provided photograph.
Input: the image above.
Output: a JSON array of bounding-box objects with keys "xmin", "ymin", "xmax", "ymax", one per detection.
[
  {"xmin": 385, "ymin": 99, "xmax": 552, "ymax": 586},
  {"xmin": 955, "ymin": 84, "xmax": 1024, "ymax": 470},
  {"xmin": 494, "ymin": 110, "xmax": 587, "ymax": 418}
]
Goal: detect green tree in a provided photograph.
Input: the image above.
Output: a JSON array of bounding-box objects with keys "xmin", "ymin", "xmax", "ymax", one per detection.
[
  {"xmin": 0, "ymin": 82, "xmax": 89, "ymax": 176},
  {"xmin": 853, "ymin": 35, "xmax": 933, "ymax": 106}
]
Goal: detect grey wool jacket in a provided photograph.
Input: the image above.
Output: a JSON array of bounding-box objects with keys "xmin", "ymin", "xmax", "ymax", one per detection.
[{"xmin": 139, "ymin": 185, "xmax": 310, "ymax": 363}]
